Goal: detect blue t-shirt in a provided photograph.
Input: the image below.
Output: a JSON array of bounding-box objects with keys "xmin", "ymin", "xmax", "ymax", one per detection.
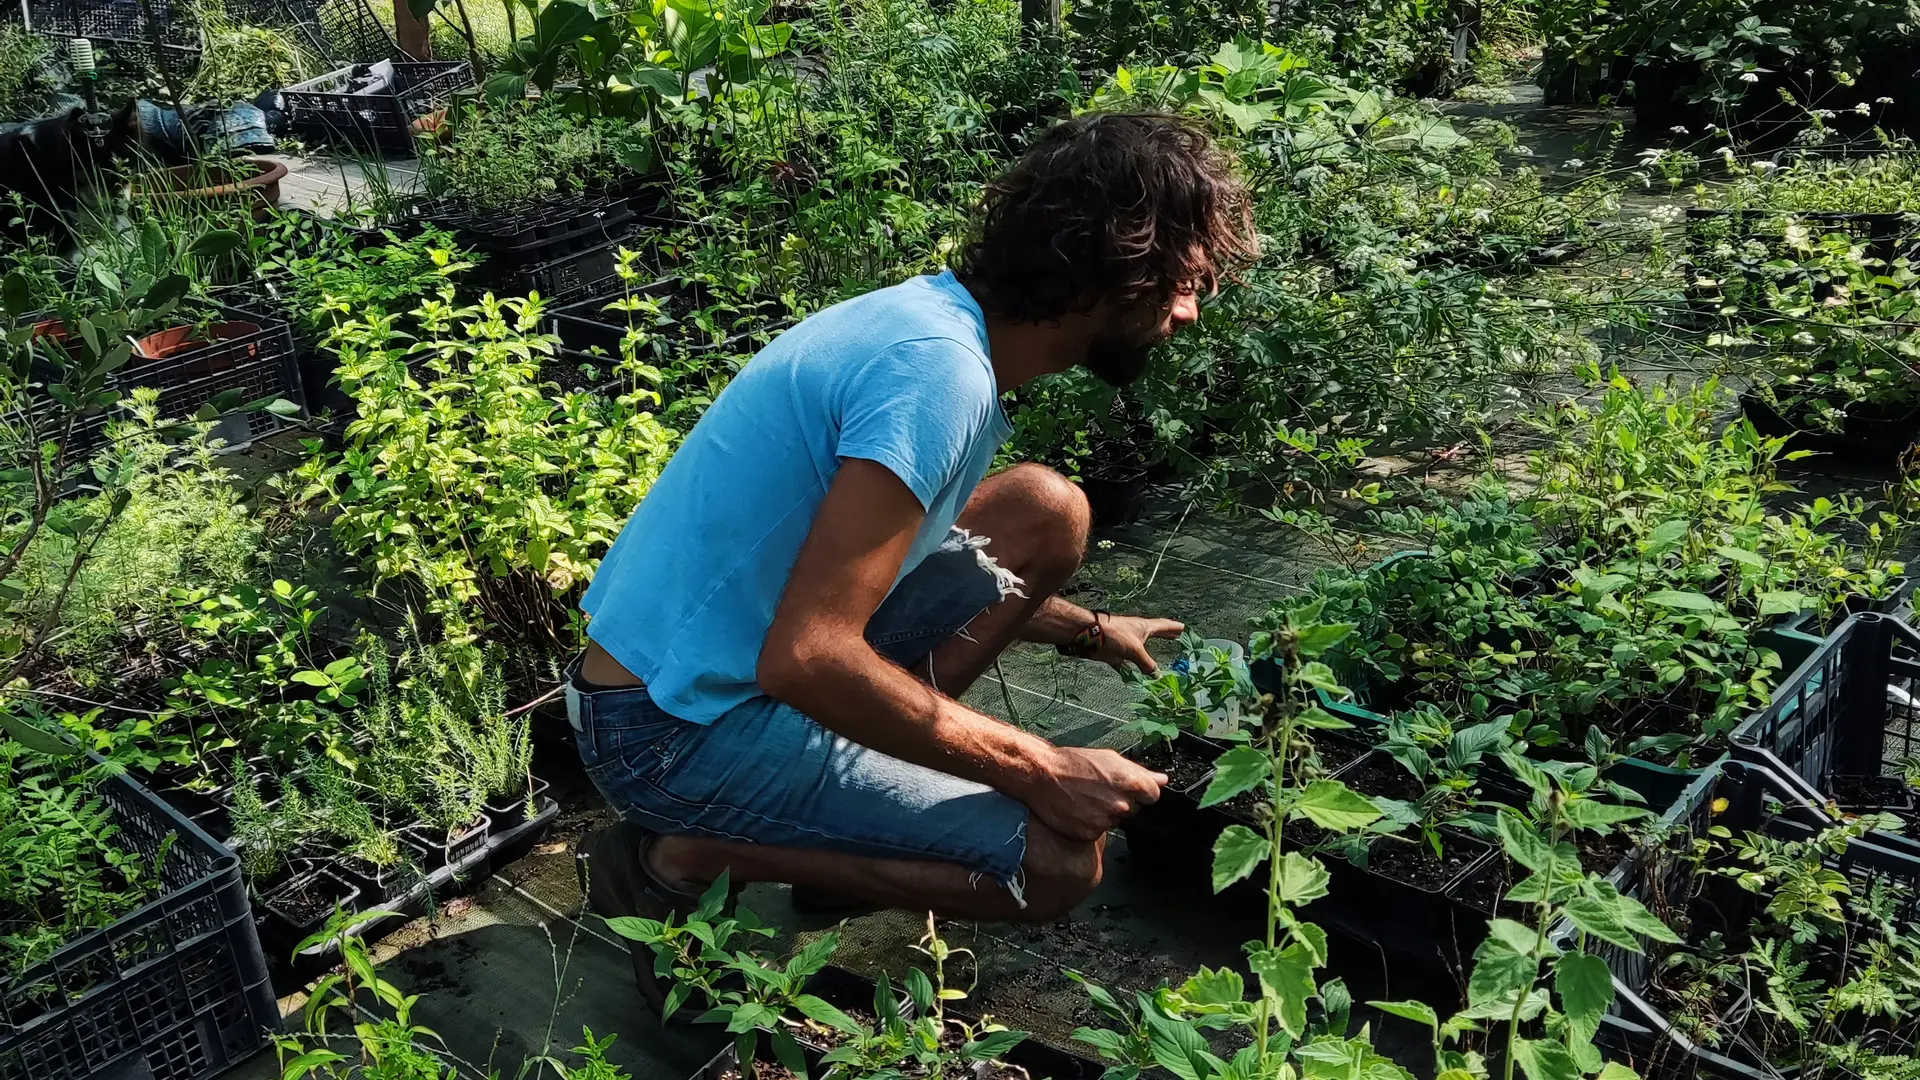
[{"xmin": 581, "ymin": 270, "xmax": 1012, "ymax": 724}]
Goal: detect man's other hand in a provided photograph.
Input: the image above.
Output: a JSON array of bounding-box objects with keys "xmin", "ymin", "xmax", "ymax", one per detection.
[
  {"xmin": 1091, "ymin": 615, "xmax": 1184, "ymax": 673},
  {"xmin": 1023, "ymin": 746, "xmax": 1167, "ymax": 842}
]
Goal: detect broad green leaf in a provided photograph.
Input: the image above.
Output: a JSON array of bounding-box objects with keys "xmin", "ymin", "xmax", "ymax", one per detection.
[
  {"xmin": 1645, "ymin": 589, "xmax": 1718, "ymax": 612},
  {"xmin": 1141, "ymin": 1003, "xmax": 1221, "ymax": 1080},
  {"xmin": 602, "ymin": 915, "xmax": 665, "ymax": 941},
  {"xmin": 1554, "ymin": 952, "xmax": 1612, "ymax": 1041},
  {"xmin": 1512, "ymin": 1038, "xmax": 1581, "ymax": 1080},
  {"xmin": 1212, "ymin": 824, "xmax": 1267, "ymax": 892},
  {"xmin": 185, "ymin": 229, "xmax": 244, "ymax": 259},
  {"xmin": 1071, "ymin": 1027, "xmax": 1133, "ymax": 1062},
  {"xmin": 1274, "ymin": 851, "xmax": 1331, "ymax": 905},
  {"xmin": 1643, "ymin": 519, "xmax": 1689, "ymax": 554},
  {"xmin": 1292, "ymin": 779, "xmax": 1382, "ymax": 832},
  {"xmin": 1466, "ymin": 920, "xmax": 1538, "ymax": 1008},
  {"xmin": 1758, "ymin": 591, "xmax": 1812, "ymax": 616},
  {"xmin": 1496, "ymin": 811, "xmax": 1552, "ymax": 871},
  {"xmin": 1715, "ymin": 545, "xmax": 1767, "ymax": 568},
  {"xmin": 792, "ymin": 994, "xmax": 860, "ymax": 1034},
  {"xmin": 905, "ymin": 967, "xmax": 936, "ymax": 1013},
  {"xmin": 964, "ymin": 1030, "xmax": 1028, "ymax": 1060},
  {"xmin": 1367, "ymin": 999, "xmax": 1438, "ymax": 1030},
  {"xmin": 1199, "ymin": 746, "xmax": 1271, "ymax": 808},
  {"xmin": 1247, "ymin": 944, "xmax": 1316, "ymax": 1038},
  {"xmin": 1181, "ymin": 966, "xmax": 1245, "ymax": 1007},
  {"xmin": 1561, "ymin": 799, "xmax": 1649, "ymax": 831},
  {"xmin": 0, "ymin": 712, "xmax": 81, "ymax": 756},
  {"xmin": 1294, "ymin": 661, "xmax": 1345, "ymax": 691},
  {"xmin": 1561, "ymin": 895, "xmax": 1637, "ymax": 951},
  {"xmin": 1294, "ymin": 622, "xmax": 1355, "ymax": 657}
]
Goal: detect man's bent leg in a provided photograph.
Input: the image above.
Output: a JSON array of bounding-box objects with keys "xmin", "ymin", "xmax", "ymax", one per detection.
[
  {"xmin": 912, "ymin": 463, "xmax": 1091, "ymax": 696},
  {"xmin": 647, "ymin": 817, "xmax": 1103, "ymax": 923},
  {"xmin": 576, "ymin": 684, "xmax": 1080, "ymax": 914}
]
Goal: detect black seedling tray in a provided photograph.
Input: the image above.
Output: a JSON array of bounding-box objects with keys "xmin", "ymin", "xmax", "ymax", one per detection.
[{"xmin": 260, "ymin": 794, "xmax": 560, "ymax": 973}]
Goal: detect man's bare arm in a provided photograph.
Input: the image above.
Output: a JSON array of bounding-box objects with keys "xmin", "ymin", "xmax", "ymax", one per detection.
[
  {"xmin": 758, "ymin": 458, "xmax": 1164, "ymax": 841},
  {"xmin": 1019, "ymin": 597, "xmax": 1186, "ymax": 672}
]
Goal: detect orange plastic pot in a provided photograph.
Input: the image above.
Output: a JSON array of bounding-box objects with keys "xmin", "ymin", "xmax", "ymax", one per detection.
[
  {"xmin": 130, "ymin": 157, "xmax": 288, "ymax": 218},
  {"xmin": 133, "ymin": 320, "xmax": 262, "ymax": 376}
]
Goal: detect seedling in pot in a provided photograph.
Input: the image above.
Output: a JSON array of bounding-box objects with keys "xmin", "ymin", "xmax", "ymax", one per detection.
[
  {"xmin": 816, "ymin": 916, "xmax": 1032, "ymax": 1080},
  {"xmin": 1378, "ymin": 702, "xmax": 1516, "ymax": 853}
]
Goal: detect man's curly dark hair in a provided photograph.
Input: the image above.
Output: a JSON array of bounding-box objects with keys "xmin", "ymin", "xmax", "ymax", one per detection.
[{"xmin": 954, "ymin": 112, "xmax": 1258, "ymax": 324}]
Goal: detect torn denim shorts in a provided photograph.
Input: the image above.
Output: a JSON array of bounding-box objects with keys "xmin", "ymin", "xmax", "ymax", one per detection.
[{"xmin": 569, "ymin": 527, "xmax": 1031, "ymax": 898}]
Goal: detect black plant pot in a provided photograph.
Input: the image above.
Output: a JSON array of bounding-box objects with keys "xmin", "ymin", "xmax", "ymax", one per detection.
[
  {"xmin": 484, "ymin": 775, "xmax": 552, "ymax": 832},
  {"xmin": 405, "ymin": 817, "xmax": 491, "ymax": 871},
  {"xmin": 260, "ymin": 863, "xmax": 362, "ymax": 958},
  {"xmin": 1080, "ymin": 467, "xmax": 1150, "ymax": 528},
  {"xmin": 1740, "ymin": 391, "xmax": 1920, "ymax": 468}
]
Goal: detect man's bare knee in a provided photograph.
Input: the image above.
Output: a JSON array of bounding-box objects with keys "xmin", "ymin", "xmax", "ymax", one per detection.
[
  {"xmin": 974, "ymin": 463, "xmax": 1091, "ymax": 576},
  {"xmin": 1011, "ymin": 823, "xmax": 1103, "ymax": 922}
]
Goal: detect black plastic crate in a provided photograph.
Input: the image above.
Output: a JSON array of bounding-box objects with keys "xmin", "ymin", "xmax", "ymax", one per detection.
[
  {"xmin": 1554, "ymin": 751, "xmax": 1920, "ymax": 1080},
  {"xmin": 228, "ymin": 0, "xmax": 393, "ymax": 66},
  {"xmin": 1731, "ymin": 612, "xmax": 1920, "ymax": 793},
  {"xmin": 0, "ymin": 769, "xmax": 277, "ymax": 1080},
  {"xmin": 26, "ymin": 0, "xmax": 200, "ymax": 72},
  {"xmin": 24, "ymin": 307, "xmax": 302, "ymax": 466},
  {"xmin": 487, "ymin": 236, "xmax": 633, "ymax": 305},
  {"xmin": 419, "ymin": 196, "xmax": 636, "ymax": 255},
  {"xmin": 282, "ymin": 60, "xmax": 472, "ymax": 156},
  {"xmin": 547, "ymin": 276, "xmax": 793, "ymax": 390},
  {"xmin": 312, "ymin": 0, "xmax": 396, "ymax": 63}
]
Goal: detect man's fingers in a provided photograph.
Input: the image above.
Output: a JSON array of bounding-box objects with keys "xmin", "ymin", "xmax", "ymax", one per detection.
[
  {"xmin": 1129, "ymin": 642, "xmax": 1158, "ymax": 673},
  {"xmin": 1148, "ymin": 619, "xmax": 1185, "ymax": 639},
  {"xmin": 1134, "ymin": 771, "xmax": 1167, "ymax": 804}
]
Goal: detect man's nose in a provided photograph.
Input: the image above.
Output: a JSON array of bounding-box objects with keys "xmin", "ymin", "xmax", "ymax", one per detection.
[{"xmin": 1170, "ymin": 292, "xmax": 1200, "ymax": 328}]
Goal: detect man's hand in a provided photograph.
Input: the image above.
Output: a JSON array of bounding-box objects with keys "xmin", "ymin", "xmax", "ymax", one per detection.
[
  {"xmin": 1019, "ymin": 746, "xmax": 1167, "ymax": 842},
  {"xmin": 1090, "ymin": 615, "xmax": 1185, "ymax": 673}
]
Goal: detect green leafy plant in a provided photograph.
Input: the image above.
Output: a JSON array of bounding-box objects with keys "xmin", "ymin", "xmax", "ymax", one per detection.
[{"xmin": 295, "ymin": 291, "xmax": 678, "ymax": 648}]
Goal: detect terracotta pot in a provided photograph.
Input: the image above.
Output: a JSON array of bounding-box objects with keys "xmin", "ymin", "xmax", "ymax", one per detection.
[
  {"xmin": 133, "ymin": 320, "xmax": 262, "ymax": 375},
  {"xmin": 28, "ymin": 319, "xmax": 81, "ymax": 361},
  {"xmin": 411, "ymin": 107, "xmax": 451, "ymax": 143},
  {"xmin": 130, "ymin": 156, "xmax": 288, "ymax": 218}
]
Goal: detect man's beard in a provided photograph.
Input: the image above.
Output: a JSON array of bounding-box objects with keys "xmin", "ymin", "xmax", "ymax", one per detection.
[{"xmin": 1084, "ymin": 327, "xmax": 1156, "ymax": 387}]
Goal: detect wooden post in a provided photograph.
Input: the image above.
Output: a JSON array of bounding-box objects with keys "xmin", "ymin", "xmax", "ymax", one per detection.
[
  {"xmin": 395, "ymin": 0, "xmax": 431, "ymax": 60},
  {"xmin": 1020, "ymin": 0, "xmax": 1059, "ymax": 33}
]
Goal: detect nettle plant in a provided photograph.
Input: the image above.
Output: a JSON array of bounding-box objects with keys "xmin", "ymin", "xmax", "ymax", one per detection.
[
  {"xmin": 1091, "ymin": 604, "xmax": 1672, "ymax": 1080},
  {"xmin": 295, "ymin": 291, "xmax": 679, "ymax": 648}
]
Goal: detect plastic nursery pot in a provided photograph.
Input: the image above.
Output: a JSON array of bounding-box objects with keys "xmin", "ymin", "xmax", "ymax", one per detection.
[
  {"xmin": 129, "ymin": 156, "xmax": 288, "ymax": 218},
  {"xmin": 261, "ymin": 862, "xmax": 362, "ymax": 942},
  {"xmin": 404, "ymin": 816, "xmax": 491, "ymax": 871},
  {"xmin": 1738, "ymin": 390, "xmax": 1920, "ymax": 467},
  {"xmin": 132, "ymin": 320, "xmax": 262, "ymax": 368},
  {"xmin": 484, "ymin": 774, "xmax": 552, "ymax": 831},
  {"xmin": 1825, "ymin": 773, "xmax": 1917, "ymax": 814},
  {"xmin": 1844, "ymin": 575, "xmax": 1914, "ymax": 618},
  {"xmin": 1079, "ymin": 465, "xmax": 1150, "ymax": 528},
  {"xmin": 26, "ymin": 318, "xmax": 83, "ymax": 364},
  {"xmin": 336, "ymin": 852, "xmax": 428, "ymax": 907},
  {"xmin": 1170, "ymin": 638, "xmax": 1248, "ymax": 738}
]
